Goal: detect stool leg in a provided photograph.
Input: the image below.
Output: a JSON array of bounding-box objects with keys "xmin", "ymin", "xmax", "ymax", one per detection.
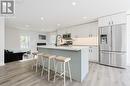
[
  {"xmin": 41, "ymin": 58, "xmax": 44, "ymax": 77},
  {"xmin": 32, "ymin": 55, "xmax": 36, "ymax": 69},
  {"xmin": 53, "ymin": 59, "xmax": 55, "ymax": 70},
  {"xmin": 68, "ymin": 62, "xmax": 72, "ymax": 82},
  {"xmin": 35, "ymin": 58, "xmax": 38, "ymax": 72},
  {"xmin": 61, "ymin": 62, "xmax": 63, "ymax": 73},
  {"xmin": 54, "ymin": 62, "xmax": 58, "ymax": 82},
  {"xmin": 48, "ymin": 59, "xmax": 50, "ymax": 81},
  {"xmin": 63, "ymin": 62, "xmax": 66, "ymax": 86}
]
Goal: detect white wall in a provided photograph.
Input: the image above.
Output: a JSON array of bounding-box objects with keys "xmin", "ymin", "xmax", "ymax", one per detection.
[
  {"xmin": 0, "ymin": 17, "xmax": 5, "ymax": 65},
  {"xmin": 127, "ymin": 15, "xmax": 130, "ymax": 66},
  {"xmin": 46, "ymin": 31, "xmax": 57, "ymax": 45},
  {"xmin": 5, "ymin": 27, "xmax": 47, "ymax": 52}
]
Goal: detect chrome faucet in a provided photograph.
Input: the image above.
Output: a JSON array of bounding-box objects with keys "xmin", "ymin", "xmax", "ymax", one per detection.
[{"xmin": 55, "ymin": 35, "xmax": 62, "ymax": 46}]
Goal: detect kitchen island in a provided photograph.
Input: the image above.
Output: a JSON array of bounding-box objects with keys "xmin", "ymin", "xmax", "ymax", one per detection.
[{"xmin": 37, "ymin": 46, "xmax": 89, "ymax": 82}]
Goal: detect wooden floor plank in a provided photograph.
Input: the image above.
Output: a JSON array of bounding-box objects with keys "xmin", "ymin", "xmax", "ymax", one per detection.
[{"xmin": 0, "ymin": 60, "xmax": 130, "ymax": 86}]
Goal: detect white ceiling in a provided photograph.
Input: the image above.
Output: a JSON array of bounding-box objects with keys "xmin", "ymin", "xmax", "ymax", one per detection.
[{"xmin": 5, "ymin": 0, "xmax": 130, "ymax": 32}]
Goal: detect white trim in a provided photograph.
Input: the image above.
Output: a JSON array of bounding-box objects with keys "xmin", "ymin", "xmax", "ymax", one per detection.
[{"xmin": 0, "ymin": 63, "xmax": 5, "ymax": 66}]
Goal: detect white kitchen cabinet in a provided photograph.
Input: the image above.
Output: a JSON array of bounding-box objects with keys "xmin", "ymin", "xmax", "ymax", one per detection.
[
  {"xmin": 89, "ymin": 46, "xmax": 99, "ymax": 63},
  {"xmin": 98, "ymin": 12, "xmax": 126, "ymax": 27},
  {"xmin": 57, "ymin": 29, "xmax": 66, "ymax": 35},
  {"xmin": 71, "ymin": 26, "xmax": 87, "ymax": 38},
  {"xmin": 71, "ymin": 22, "xmax": 98, "ymax": 38},
  {"xmin": 98, "ymin": 16, "xmax": 111, "ymax": 27},
  {"xmin": 57, "ymin": 22, "xmax": 98, "ymax": 38},
  {"xmin": 111, "ymin": 13, "xmax": 126, "ymax": 25}
]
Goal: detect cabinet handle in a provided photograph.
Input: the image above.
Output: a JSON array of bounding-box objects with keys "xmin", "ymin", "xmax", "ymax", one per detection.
[
  {"xmin": 89, "ymin": 49, "xmax": 92, "ymax": 52},
  {"xmin": 89, "ymin": 49, "xmax": 91, "ymax": 52},
  {"xmin": 89, "ymin": 34, "xmax": 92, "ymax": 37}
]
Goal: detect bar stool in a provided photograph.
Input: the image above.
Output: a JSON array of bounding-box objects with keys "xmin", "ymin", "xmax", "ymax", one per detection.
[
  {"xmin": 31, "ymin": 51, "xmax": 38, "ymax": 71},
  {"xmin": 54, "ymin": 56, "xmax": 72, "ymax": 86},
  {"xmin": 41, "ymin": 54, "xmax": 56, "ymax": 81},
  {"xmin": 35, "ymin": 53, "xmax": 44, "ymax": 72},
  {"xmin": 32, "ymin": 51, "xmax": 38, "ymax": 59}
]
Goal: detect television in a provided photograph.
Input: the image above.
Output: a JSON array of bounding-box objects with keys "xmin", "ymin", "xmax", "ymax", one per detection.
[{"xmin": 39, "ymin": 35, "xmax": 46, "ymax": 40}]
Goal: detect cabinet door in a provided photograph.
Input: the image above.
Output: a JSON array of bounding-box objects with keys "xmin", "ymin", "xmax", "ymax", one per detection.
[
  {"xmin": 88, "ymin": 47, "xmax": 92, "ymax": 61},
  {"xmin": 98, "ymin": 16, "xmax": 111, "ymax": 27},
  {"xmin": 89, "ymin": 22, "xmax": 98, "ymax": 37},
  {"xmin": 89, "ymin": 46, "xmax": 99, "ymax": 62},
  {"xmin": 98, "ymin": 12, "xmax": 126, "ymax": 27},
  {"xmin": 111, "ymin": 13, "xmax": 126, "ymax": 25},
  {"xmin": 57, "ymin": 30, "xmax": 66, "ymax": 35}
]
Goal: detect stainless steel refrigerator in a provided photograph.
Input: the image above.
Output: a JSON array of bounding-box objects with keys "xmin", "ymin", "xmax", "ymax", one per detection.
[{"xmin": 99, "ymin": 24, "xmax": 127, "ymax": 68}]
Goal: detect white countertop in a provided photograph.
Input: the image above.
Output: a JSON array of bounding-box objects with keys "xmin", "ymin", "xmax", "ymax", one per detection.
[{"xmin": 37, "ymin": 46, "xmax": 88, "ymax": 51}]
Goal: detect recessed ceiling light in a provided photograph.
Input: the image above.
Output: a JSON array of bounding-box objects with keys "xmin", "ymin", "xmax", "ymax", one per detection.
[
  {"xmin": 57, "ymin": 24, "xmax": 61, "ymax": 26},
  {"xmin": 72, "ymin": 2, "xmax": 76, "ymax": 6},
  {"xmin": 41, "ymin": 17, "xmax": 44, "ymax": 20},
  {"xmin": 82, "ymin": 16, "xmax": 87, "ymax": 19}
]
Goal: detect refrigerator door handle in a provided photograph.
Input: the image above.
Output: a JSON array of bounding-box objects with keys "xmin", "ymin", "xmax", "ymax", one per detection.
[{"xmin": 101, "ymin": 51, "xmax": 111, "ymax": 54}]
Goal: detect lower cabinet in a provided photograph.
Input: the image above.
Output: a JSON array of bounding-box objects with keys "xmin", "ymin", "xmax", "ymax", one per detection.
[{"xmin": 88, "ymin": 46, "xmax": 99, "ymax": 63}]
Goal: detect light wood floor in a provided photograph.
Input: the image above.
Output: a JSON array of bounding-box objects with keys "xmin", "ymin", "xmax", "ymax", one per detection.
[{"xmin": 0, "ymin": 60, "xmax": 130, "ymax": 86}]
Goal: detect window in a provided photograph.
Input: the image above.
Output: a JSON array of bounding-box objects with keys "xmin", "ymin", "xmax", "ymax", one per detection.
[{"xmin": 20, "ymin": 35, "xmax": 30, "ymax": 49}]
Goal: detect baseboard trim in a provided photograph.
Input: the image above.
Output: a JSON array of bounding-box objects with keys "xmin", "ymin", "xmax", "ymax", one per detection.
[{"xmin": 0, "ymin": 63, "xmax": 5, "ymax": 66}]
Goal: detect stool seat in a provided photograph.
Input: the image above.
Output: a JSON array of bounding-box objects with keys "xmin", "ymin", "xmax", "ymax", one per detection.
[
  {"xmin": 43, "ymin": 54, "xmax": 56, "ymax": 59},
  {"xmin": 37, "ymin": 53, "xmax": 44, "ymax": 56},
  {"xmin": 32, "ymin": 52, "xmax": 38, "ymax": 55},
  {"xmin": 55, "ymin": 56, "xmax": 71, "ymax": 62}
]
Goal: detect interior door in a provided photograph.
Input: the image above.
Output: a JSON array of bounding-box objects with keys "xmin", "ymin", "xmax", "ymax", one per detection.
[
  {"xmin": 112, "ymin": 24, "xmax": 126, "ymax": 52},
  {"xmin": 99, "ymin": 26, "xmax": 112, "ymax": 51}
]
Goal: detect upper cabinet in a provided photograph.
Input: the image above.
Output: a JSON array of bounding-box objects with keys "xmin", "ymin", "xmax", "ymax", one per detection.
[
  {"xmin": 98, "ymin": 12, "xmax": 127, "ymax": 27},
  {"xmin": 98, "ymin": 16, "xmax": 111, "ymax": 27},
  {"xmin": 111, "ymin": 13, "xmax": 126, "ymax": 25},
  {"xmin": 59, "ymin": 22, "xmax": 98, "ymax": 38}
]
